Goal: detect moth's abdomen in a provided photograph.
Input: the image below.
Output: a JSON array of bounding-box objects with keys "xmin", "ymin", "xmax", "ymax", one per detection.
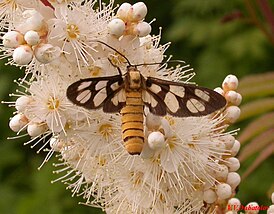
[{"xmin": 121, "ymin": 91, "xmax": 144, "ymax": 155}]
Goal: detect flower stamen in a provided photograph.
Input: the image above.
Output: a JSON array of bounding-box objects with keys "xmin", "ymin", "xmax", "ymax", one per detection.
[
  {"xmin": 47, "ymin": 96, "xmax": 60, "ymax": 110},
  {"xmin": 66, "ymin": 24, "xmax": 80, "ymax": 40}
]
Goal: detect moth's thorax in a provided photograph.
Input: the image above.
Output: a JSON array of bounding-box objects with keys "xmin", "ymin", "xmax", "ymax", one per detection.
[{"xmin": 126, "ymin": 66, "xmax": 142, "ymax": 90}]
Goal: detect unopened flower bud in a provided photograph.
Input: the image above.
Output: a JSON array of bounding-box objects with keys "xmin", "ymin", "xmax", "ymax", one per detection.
[
  {"xmin": 225, "ymin": 157, "xmax": 240, "ymax": 172},
  {"xmin": 225, "ymin": 91, "xmax": 238, "ymax": 103},
  {"xmin": 9, "ymin": 113, "xmax": 28, "ymax": 132},
  {"xmin": 220, "ymin": 135, "xmax": 235, "ymax": 150},
  {"xmin": 227, "ymin": 198, "xmax": 241, "ymax": 211},
  {"xmin": 24, "ymin": 30, "xmax": 40, "ymax": 46},
  {"xmin": 268, "ymin": 205, "xmax": 274, "ymax": 214},
  {"xmin": 226, "ymin": 172, "xmax": 241, "ymax": 189},
  {"xmin": 225, "ymin": 91, "xmax": 242, "ymax": 106},
  {"xmin": 108, "ymin": 18, "xmax": 125, "ymax": 37},
  {"xmin": 15, "ymin": 96, "xmax": 32, "ymax": 112},
  {"xmin": 2, "ymin": 31, "xmax": 25, "ymax": 48},
  {"xmin": 27, "ymin": 123, "xmax": 48, "ymax": 137},
  {"xmin": 230, "ymin": 140, "xmax": 240, "ymax": 156},
  {"xmin": 34, "ymin": 43, "xmax": 61, "ymax": 63},
  {"xmin": 148, "ymin": 131, "xmax": 166, "ymax": 150},
  {"xmin": 13, "ymin": 45, "xmax": 33, "ymax": 65},
  {"xmin": 272, "ymin": 192, "xmax": 274, "ymax": 203},
  {"xmin": 117, "ymin": 2, "xmax": 131, "ymax": 20},
  {"xmin": 216, "ymin": 183, "xmax": 232, "ymax": 200},
  {"xmin": 134, "ymin": 21, "xmax": 151, "ymax": 37},
  {"xmin": 131, "ymin": 2, "xmax": 147, "ymax": 21},
  {"xmin": 214, "ymin": 87, "xmax": 224, "ymax": 96},
  {"xmin": 222, "ymin": 75, "xmax": 238, "ymax": 91},
  {"xmin": 234, "ymin": 93, "xmax": 242, "ymax": 106},
  {"xmin": 245, "ymin": 202, "xmax": 259, "ymax": 214},
  {"xmin": 215, "ymin": 164, "xmax": 229, "ymax": 182},
  {"xmin": 203, "ymin": 189, "xmax": 217, "ymax": 204},
  {"xmin": 224, "ymin": 106, "xmax": 241, "ymax": 123},
  {"xmin": 50, "ymin": 137, "xmax": 63, "ymax": 152}
]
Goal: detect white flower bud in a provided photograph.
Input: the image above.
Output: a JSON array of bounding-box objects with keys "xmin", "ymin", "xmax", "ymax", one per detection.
[
  {"xmin": 230, "ymin": 140, "xmax": 240, "ymax": 156},
  {"xmin": 225, "ymin": 91, "xmax": 242, "ymax": 106},
  {"xmin": 224, "ymin": 106, "xmax": 241, "ymax": 123},
  {"xmin": 222, "ymin": 75, "xmax": 238, "ymax": 91},
  {"xmin": 148, "ymin": 131, "xmax": 166, "ymax": 150},
  {"xmin": 9, "ymin": 113, "xmax": 28, "ymax": 132},
  {"xmin": 131, "ymin": 2, "xmax": 147, "ymax": 21},
  {"xmin": 214, "ymin": 87, "xmax": 225, "ymax": 96},
  {"xmin": 216, "ymin": 141, "xmax": 226, "ymax": 151},
  {"xmin": 226, "ymin": 172, "xmax": 241, "ymax": 189},
  {"xmin": 24, "ymin": 30, "xmax": 40, "ymax": 46},
  {"xmin": 215, "ymin": 164, "xmax": 229, "ymax": 181},
  {"xmin": 267, "ymin": 205, "xmax": 274, "ymax": 214},
  {"xmin": 227, "ymin": 198, "xmax": 241, "ymax": 211},
  {"xmin": 15, "ymin": 96, "xmax": 32, "ymax": 112},
  {"xmin": 272, "ymin": 192, "xmax": 274, "ymax": 203},
  {"xmin": 108, "ymin": 18, "xmax": 125, "ymax": 37},
  {"xmin": 2, "ymin": 31, "xmax": 25, "ymax": 48},
  {"xmin": 225, "ymin": 157, "xmax": 240, "ymax": 172},
  {"xmin": 12, "ymin": 45, "xmax": 33, "ymax": 65},
  {"xmin": 146, "ymin": 113, "xmax": 161, "ymax": 130},
  {"xmin": 203, "ymin": 189, "xmax": 217, "ymax": 204},
  {"xmin": 220, "ymin": 135, "xmax": 235, "ymax": 150},
  {"xmin": 216, "ymin": 183, "xmax": 232, "ymax": 200},
  {"xmin": 245, "ymin": 202, "xmax": 259, "ymax": 214},
  {"xmin": 134, "ymin": 21, "xmax": 151, "ymax": 37},
  {"xmin": 27, "ymin": 123, "xmax": 48, "ymax": 137},
  {"xmin": 50, "ymin": 137, "xmax": 63, "ymax": 152},
  {"xmin": 117, "ymin": 2, "xmax": 131, "ymax": 20},
  {"xmin": 34, "ymin": 43, "xmax": 61, "ymax": 63},
  {"xmin": 234, "ymin": 93, "xmax": 242, "ymax": 106},
  {"xmin": 225, "ymin": 91, "xmax": 238, "ymax": 103}
]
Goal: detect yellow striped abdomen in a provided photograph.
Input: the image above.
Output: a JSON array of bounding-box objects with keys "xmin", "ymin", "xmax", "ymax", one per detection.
[{"xmin": 121, "ymin": 91, "xmax": 144, "ymax": 155}]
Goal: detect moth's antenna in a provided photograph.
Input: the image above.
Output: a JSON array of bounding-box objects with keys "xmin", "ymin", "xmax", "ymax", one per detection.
[
  {"xmin": 134, "ymin": 60, "xmax": 185, "ymax": 67},
  {"xmin": 94, "ymin": 40, "xmax": 132, "ymax": 66}
]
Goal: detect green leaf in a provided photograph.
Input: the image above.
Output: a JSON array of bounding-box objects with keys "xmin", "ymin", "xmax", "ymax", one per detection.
[
  {"xmin": 239, "ymin": 128, "xmax": 274, "ymax": 162},
  {"xmin": 238, "ymin": 112, "xmax": 274, "ymax": 144},
  {"xmin": 238, "ymin": 72, "xmax": 274, "ymax": 99},
  {"xmin": 241, "ymin": 143, "xmax": 274, "ymax": 180},
  {"xmin": 238, "ymin": 98, "xmax": 274, "ymax": 121}
]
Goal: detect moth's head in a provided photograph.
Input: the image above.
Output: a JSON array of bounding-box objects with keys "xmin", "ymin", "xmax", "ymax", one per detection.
[{"xmin": 127, "ymin": 66, "xmax": 141, "ymax": 89}]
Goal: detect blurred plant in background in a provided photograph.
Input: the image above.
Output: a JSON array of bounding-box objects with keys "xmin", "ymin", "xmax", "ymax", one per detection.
[{"xmin": 0, "ymin": 0, "xmax": 273, "ymax": 214}]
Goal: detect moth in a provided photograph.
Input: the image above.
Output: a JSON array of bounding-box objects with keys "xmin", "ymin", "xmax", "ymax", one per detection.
[{"xmin": 66, "ymin": 43, "xmax": 227, "ymax": 155}]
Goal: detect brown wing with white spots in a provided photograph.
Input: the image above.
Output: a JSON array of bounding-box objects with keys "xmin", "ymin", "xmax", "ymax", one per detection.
[
  {"xmin": 144, "ymin": 77, "xmax": 227, "ymax": 117},
  {"xmin": 66, "ymin": 75, "xmax": 126, "ymax": 113}
]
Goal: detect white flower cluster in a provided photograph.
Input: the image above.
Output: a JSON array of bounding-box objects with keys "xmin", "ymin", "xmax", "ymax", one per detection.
[
  {"xmin": 1, "ymin": 0, "xmax": 242, "ymax": 213},
  {"xmin": 215, "ymin": 75, "xmax": 242, "ymax": 124}
]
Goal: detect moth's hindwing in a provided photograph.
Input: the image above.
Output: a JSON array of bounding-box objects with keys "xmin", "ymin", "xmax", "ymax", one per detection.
[
  {"xmin": 66, "ymin": 75, "xmax": 126, "ymax": 113},
  {"xmin": 143, "ymin": 77, "xmax": 227, "ymax": 117}
]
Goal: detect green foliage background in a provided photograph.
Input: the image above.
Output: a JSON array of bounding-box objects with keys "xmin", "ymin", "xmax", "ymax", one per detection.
[{"xmin": 0, "ymin": 0, "xmax": 273, "ymax": 213}]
